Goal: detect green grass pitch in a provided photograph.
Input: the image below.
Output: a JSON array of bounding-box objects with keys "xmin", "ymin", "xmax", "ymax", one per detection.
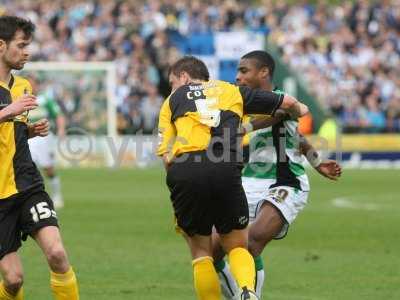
[{"xmin": 18, "ymin": 168, "xmax": 400, "ymax": 299}]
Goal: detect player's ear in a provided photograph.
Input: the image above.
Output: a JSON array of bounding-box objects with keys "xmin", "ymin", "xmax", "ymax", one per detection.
[
  {"xmin": 0, "ymin": 39, "xmax": 6, "ymax": 53},
  {"xmin": 180, "ymin": 71, "xmax": 191, "ymax": 85},
  {"xmin": 260, "ymin": 67, "xmax": 269, "ymax": 80}
]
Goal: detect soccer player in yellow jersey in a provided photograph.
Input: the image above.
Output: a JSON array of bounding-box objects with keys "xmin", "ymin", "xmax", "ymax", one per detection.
[
  {"xmin": 0, "ymin": 16, "xmax": 79, "ymax": 300},
  {"xmin": 157, "ymin": 56, "xmax": 309, "ymax": 300}
]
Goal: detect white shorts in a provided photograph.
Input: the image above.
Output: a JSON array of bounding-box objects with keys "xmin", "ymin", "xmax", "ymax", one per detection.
[
  {"xmin": 28, "ymin": 133, "xmax": 56, "ymax": 168},
  {"xmin": 242, "ymin": 177, "xmax": 309, "ymax": 239}
]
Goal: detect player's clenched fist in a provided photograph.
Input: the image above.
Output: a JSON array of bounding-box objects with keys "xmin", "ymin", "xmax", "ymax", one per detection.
[{"xmin": 28, "ymin": 118, "xmax": 50, "ymax": 138}]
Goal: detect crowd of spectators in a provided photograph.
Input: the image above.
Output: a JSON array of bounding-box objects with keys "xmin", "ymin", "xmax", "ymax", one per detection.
[
  {"xmin": 2, "ymin": 0, "xmax": 400, "ymax": 133},
  {"xmin": 266, "ymin": 0, "xmax": 400, "ymax": 133}
]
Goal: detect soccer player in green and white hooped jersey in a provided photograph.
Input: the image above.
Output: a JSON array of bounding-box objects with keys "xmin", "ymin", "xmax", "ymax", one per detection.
[
  {"xmin": 213, "ymin": 51, "xmax": 342, "ymax": 299},
  {"xmin": 28, "ymin": 80, "xmax": 66, "ymax": 209}
]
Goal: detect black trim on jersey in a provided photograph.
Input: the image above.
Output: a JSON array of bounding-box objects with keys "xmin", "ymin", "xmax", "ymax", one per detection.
[
  {"xmin": 169, "ymin": 84, "xmax": 199, "ymax": 121},
  {"xmin": 209, "ymin": 110, "xmax": 241, "ymax": 155},
  {"xmin": 239, "ymin": 86, "xmax": 283, "ymax": 116},
  {"xmin": 270, "ymin": 121, "xmax": 301, "ymax": 190},
  {"xmin": 0, "ymin": 86, "xmax": 12, "ymax": 111},
  {"xmin": 242, "ymin": 144, "xmax": 250, "ymax": 163},
  {"xmin": 8, "ymin": 75, "xmax": 14, "ymax": 89},
  {"xmin": 13, "ymin": 122, "xmax": 44, "ymax": 192}
]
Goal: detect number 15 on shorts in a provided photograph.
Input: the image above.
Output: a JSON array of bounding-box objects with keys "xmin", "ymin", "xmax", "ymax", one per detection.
[{"xmin": 30, "ymin": 202, "xmax": 57, "ymax": 223}]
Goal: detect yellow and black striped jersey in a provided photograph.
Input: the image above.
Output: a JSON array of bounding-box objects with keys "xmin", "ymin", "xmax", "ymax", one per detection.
[
  {"xmin": 157, "ymin": 80, "xmax": 283, "ymax": 161},
  {"xmin": 0, "ymin": 75, "xmax": 43, "ymax": 200}
]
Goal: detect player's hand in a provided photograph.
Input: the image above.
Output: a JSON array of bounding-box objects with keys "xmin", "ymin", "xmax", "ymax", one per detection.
[
  {"xmin": 315, "ymin": 159, "xmax": 342, "ymax": 181},
  {"xmin": 2, "ymin": 95, "xmax": 37, "ymax": 118},
  {"xmin": 30, "ymin": 119, "xmax": 50, "ymax": 137}
]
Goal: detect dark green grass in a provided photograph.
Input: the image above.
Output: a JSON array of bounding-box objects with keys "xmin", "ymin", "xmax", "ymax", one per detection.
[{"xmin": 18, "ymin": 168, "xmax": 400, "ymax": 299}]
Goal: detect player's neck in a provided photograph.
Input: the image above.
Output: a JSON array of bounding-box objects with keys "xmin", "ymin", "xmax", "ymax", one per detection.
[
  {"xmin": 260, "ymin": 82, "xmax": 273, "ymax": 92},
  {"xmin": 189, "ymin": 79, "xmax": 205, "ymax": 84},
  {"xmin": 0, "ymin": 62, "xmax": 12, "ymax": 85}
]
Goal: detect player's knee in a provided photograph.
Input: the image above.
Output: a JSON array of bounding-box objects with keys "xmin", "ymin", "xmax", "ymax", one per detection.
[
  {"xmin": 46, "ymin": 244, "xmax": 68, "ymax": 271},
  {"xmin": 3, "ymin": 271, "xmax": 24, "ymax": 294}
]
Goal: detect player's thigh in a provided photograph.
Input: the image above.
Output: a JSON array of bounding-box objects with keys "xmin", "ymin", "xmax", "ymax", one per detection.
[
  {"xmin": 33, "ymin": 226, "xmax": 66, "ymax": 258},
  {"xmin": 249, "ymin": 202, "xmax": 285, "ymax": 245},
  {"xmin": 19, "ymin": 190, "xmax": 58, "ymax": 243},
  {"xmin": 0, "ymin": 252, "xmax": 23, "ymax": 282},
  {"xmin": 255, "ymin": 186, "xmax": 309, "ymax": 240}
]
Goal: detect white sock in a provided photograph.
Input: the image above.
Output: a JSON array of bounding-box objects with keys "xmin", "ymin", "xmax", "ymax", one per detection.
[
  {"xmin": 50, "ymin": 176, "xmax": 63, "ymax": 201},
  {"xmin": 255, "ymin": 268, "xmax": 265, "ymax": 299},
  {"xmin": 216, "ymin": 261, "xmax": 240, "ymax": 299}
]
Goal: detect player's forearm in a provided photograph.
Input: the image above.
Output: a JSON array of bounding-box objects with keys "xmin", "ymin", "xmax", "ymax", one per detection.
[
  {"xmin": 280, "ymin": 94, "xmax": 309, "ymax": 119},
  {"xmin": 0, "ymin": 109, "xmax": 11, "ymax": 123},
  {"xmin": 243, "ymin": 113, "xmax": 286, "ymax": 133},
  {"xmin": 299, "ymin": 135, "xmax": 322, "ymax": 168}
]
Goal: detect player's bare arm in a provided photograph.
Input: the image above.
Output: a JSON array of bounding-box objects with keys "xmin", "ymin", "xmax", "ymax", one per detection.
[
  {"xmin": 280, "ymin": 94, "xmax": 309, "ymax": 119},
  {"xmin": 0, "ymin": 95, "xmax": 37, "ymax": 123},
  {"xmin": 241, "ymin": 109, "xmax": 287, "ymax": 134},
  {"xmin": 299, "ymin": 135, "xmax": 342, "ymax": 180}
]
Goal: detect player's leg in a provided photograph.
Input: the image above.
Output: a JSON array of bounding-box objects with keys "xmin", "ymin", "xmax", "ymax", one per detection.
[
  {"xmin": 0, "ymin": 253, "xmax": 24, "ymax": 300},
  {"xmin": 219, "ymin": 229, "xmax": 257, "ymax": 296},
  {"xmin": 211, "ymin": 229, "xmax": 239, "ymax": 299},
  {"xmin": 248, "ymin": 202, "xmax": 285, "ymax": 298},
  {"xmin": 182, "ymin": 233, "xmax": 221, "ymax": 300},
  {"xmin": 0, "ymin": 200, "xmax": 24, "ymax": 300},
  {"xmin": 167, "ymin": 157, "xmax": 221, "ymax": 300},
  {"xmin": 249, "ymin": 202, "xmax": 284, "ymax": 257},
  {"xmin": 249, "ymin": 187, "xmax": 309, "ymax": 298},
  {"xmin": 214, "ymin": 163, "xmax": 258, "ymax": 299},
  {"xmin": 19, "ymin": 191, "xmax": 78, "ymax": 300},
  {"xmin": 33, "ymin": 226, "xmax": 79, "ymax": 300}
]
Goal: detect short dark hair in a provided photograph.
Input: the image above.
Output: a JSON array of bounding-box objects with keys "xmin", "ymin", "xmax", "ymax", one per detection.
[
  {"xmin": 169, "ymin": 56, "xmax": 210, "ymax": 81},
  {"xmin": 0, "ymin": 15, "xmax": 35, "ymax": 42},
  {"xmin": 241, "ymin": 50, "xmax": 275, "ymax": 77}
]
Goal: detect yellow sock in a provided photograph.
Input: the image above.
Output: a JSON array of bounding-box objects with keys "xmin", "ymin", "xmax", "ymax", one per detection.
[
  {"xmin": 228, "ymin": 247, "xmax": 255, "ymax": 291},
  {"xmin": 0, "ymin": 281, "xmax": 23, "ymax": 300},
  {"xmin": 192, "ymin": 256, "xmax": 221, "ymax": 300},
  {"xmin": 50, "ymin": 267, "xmax": 79, "ymax": 300}
]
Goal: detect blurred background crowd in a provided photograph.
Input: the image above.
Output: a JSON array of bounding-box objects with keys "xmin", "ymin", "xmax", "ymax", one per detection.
[{"xmin": 2, "ymin": 0, "xmax": 400, "ymax": 134}]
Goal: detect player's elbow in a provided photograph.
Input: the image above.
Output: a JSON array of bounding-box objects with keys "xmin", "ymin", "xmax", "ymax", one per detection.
[{"xmin": 280, "ymin": 95, "xmax": 309, "ymax": 118}]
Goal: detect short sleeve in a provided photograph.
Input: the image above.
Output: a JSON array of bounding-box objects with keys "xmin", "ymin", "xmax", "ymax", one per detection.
[{"xmin": 240, "ymin": 86, "xmax": 284, "ymax": 116}]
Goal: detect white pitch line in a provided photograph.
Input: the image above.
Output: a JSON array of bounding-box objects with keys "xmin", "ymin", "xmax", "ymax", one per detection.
[{"xmin": 331, "ymin": 197, "xmax": 379, "ymax": 211}]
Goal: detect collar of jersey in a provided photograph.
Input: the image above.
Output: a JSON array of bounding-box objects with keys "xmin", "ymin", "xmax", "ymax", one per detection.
[{"xmin": 0, "ymin": 75, "xmax": 14, "ymax": 90}]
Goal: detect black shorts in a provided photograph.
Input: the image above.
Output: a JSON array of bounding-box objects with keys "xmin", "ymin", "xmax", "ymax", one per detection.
[
  {"xmin": 0, "ymin": 188, "xmax": 58, "ymax": 260},
  {"xmin": 166, "ymin": 151, "xmax": 249, "ymax": 236}
]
